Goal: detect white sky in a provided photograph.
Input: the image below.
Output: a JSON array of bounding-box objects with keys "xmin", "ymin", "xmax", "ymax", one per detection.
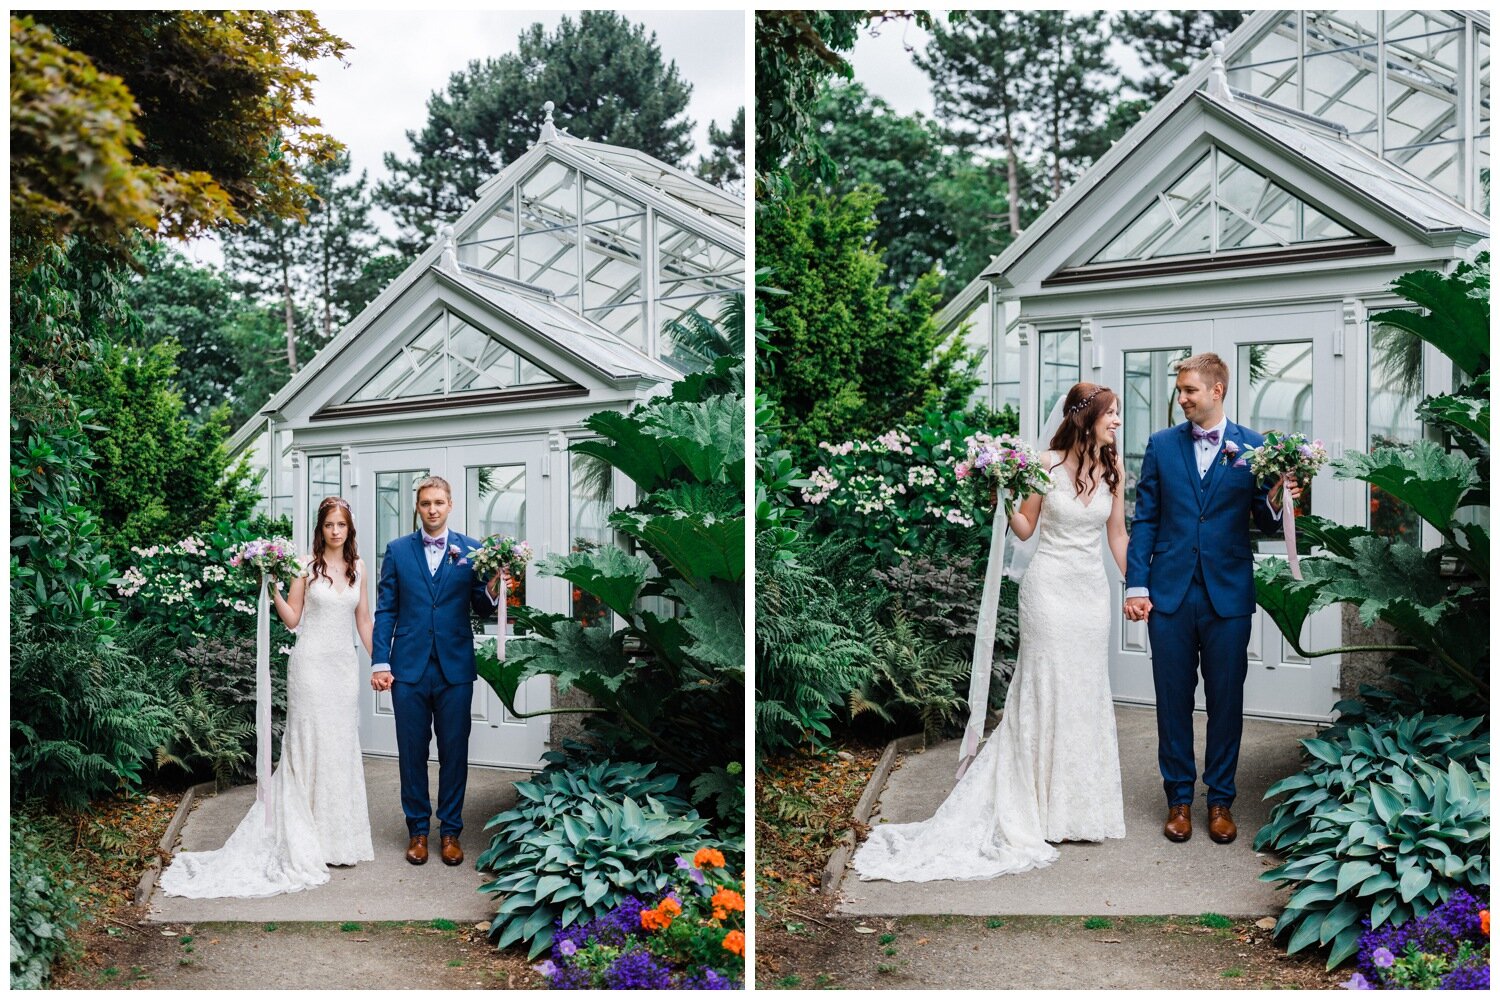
[{"xmin": 183, "ymin": 8, "xmax": 746, "ymax": 266}]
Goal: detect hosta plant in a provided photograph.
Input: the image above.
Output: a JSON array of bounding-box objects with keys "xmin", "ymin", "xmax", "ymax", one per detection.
[
  {"xmin": 1256, "ymin": 712, "xmax": 1490, "ymax": 968},
  {"xmin": 476, "ymin": 761, "xmax": 712, "ymax": 960}
]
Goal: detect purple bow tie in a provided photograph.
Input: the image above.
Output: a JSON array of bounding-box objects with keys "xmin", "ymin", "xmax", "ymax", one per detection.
[
  {"xmin": 1192, "ymin": 427, "xmax": 1221, "ymax": 445},
  {"xmin": 423, "ymin": 535, "xmax": 447, "ymax": 550}
]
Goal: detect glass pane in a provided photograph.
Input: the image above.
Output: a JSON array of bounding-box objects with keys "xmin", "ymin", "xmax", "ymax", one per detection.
[
  {"xmin": 1477, "ymin": 135, "xmax": 1489, "ymax": 215},
  {"xmin": 1092, "ymin": 196, "xmax": 1175, "ymax": 263},
  {"xmin": 1094, "ymin": 153, "xmax": 1211, "ymax": 262},
  {"xmin": 582, "ymin": 178, "xmax": 645, "ymax": 312},
  {"xmin": 520, "ymin": 226, "xmax": 578, "ymax": 300},
  {"xmin": 996, "ymin": 321, "xmax": 1021, "ymax": 416},
  {"xmin": 583, "ymin": 178, "xmax": 644, "ymax": 227},
  {"xmin": 467, "ymin": 464, "xmax": 527, "ymax": 617},
  {"xmin": 1304, "ymin": 47, "xmax": 1379, "ymax": 132},
  {"xmin": 1229, "ymin": 13, "xmax": 1298, "ymax": 66},
  {"xmin": 459, "ymin": 190, "xmax": 517, "ymax": 276},
  {"xmin": 658, "ymin": 221, "xmax": 742, "ymax": 298},
  {"xmin": 1122, "ymin": 348, "xmax": 1191, "ymax": 525},
  {"xmin": 1479, "ymin": 29, "xmax": 1490, "ymax": 138},
  {"xmin": 1236, "ymin": 342, "xmax": 1315, "ymax": 514},
  {"xmin": 1038, "ymin": 329, "xmax": 1080, "ymax": 420},
  {"xmin": 1385, "ymin": 32, "xmax": 1461, "ymax": 147},
  {"xmin": 1153, "ymin": 201, "xmax": 1213, "ymax": 257},
  {"xmin": 1384, "ymin": 10, "xmax": 1462, "ymax": 42},
  {"xmin": 375, "ymin": 469, "xmax": 429, "ymax": 576},
  {"xmin": 568, "ymin": 451, "xmax": 614, "ymax": 625},
  {"xmin": 1388, "ymin": 141, "xmax": 1463, "ymax": 201},
  {"xmin": 1226, "ymin": 14, "xmax": 1299, "ymax": 104},
  {"xmin": 446, "ymin": 316, "xmax": 550, "ymax": 392},
  {"xmin": 659, "ymin": 295, "xmax": 731, "ymax": 371},
  {"xmin": 952, "ymin": 298, "xmax": 991, "ymax": 395},
  {"xmin": 1367, "ymin": 322, "xmax": 1424, "ymax": 539},
  {"xmin": 519, "ymin": 159, "xmax": 578, "ymax": 230},
  {"xmin": 1305, "ymin": 10, "xmax": 1378, "ymax": 50},
  {"xmin": 308, "ymin": 455, "xmax": 341, "ymax": 528},
  {"xmin": 585, "ymin": 301, "xmax": 647, "ymax": 350},
  {"xmin": 350, "ymin": 315, "xmax": 445, "ymax": 401}
]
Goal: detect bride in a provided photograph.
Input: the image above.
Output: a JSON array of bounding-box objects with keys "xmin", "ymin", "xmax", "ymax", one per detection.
[
  {"xmin": 159, "ymin": 496, "xmax": 376, "ymax": 898},
  {"xmin": 853, "ymin": 383, "xmax": 1130, "ymax": 882}
]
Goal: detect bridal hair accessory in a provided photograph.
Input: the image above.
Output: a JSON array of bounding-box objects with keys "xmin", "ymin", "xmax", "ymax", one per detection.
[
  {"xmin": 1065, "ymin": 387, "xmax": 1105, "ymax": 415},
  {"xmin": 1234, "ymin": 431, "xmax": 1328, "ymax": 580},
  {"xmin": 954, "ymin": 433, "xmax": 1052, "ymax": 780}
]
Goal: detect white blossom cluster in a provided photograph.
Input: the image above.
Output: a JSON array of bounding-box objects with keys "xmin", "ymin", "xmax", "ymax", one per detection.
[{"xmin": 800, "ymin": 467, "xmax": 839, "ymax": 505}]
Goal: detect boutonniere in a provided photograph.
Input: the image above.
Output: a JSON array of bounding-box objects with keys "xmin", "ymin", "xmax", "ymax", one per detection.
[
  {"xmin": 1220, "ymin": 439, "xmax": 1240, "ymax": 467},
  {"xmin": 447, "ymin": 543, "xmax": 462, "ymax": 565}
]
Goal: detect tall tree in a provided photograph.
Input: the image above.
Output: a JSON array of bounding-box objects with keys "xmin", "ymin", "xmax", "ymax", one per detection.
[
  {"xmin": 301, "ymin": 152, "xmax": 383, "ymax": 342},
  {"xmin": 1031, "ymin": 10, "xmax": 1116, "ymax": 199},
  {"xmin": 697, "ymin": 107, "xmax": 746, "ymax": 193},
  {"xmin": 9, "ymin": 11, "xmax": 346, "ymax": 268},
  {"xmin": 220, "ymin": 207, "xmax": 311, "ymax": 374},
  {"xmin": 754, "ymin": 10, "xmax": 867, "ymax": 178},
  {"xmin": 378, "ymin": 12, "xmax": 695, "ymax": 256},
  {"xmin": 1114, "ymin": 10, "xmax": 1247, "ymax": 102},
  {"xmin": 917, "ymin": 11, "xmax": 1049, "ymax": 239}
]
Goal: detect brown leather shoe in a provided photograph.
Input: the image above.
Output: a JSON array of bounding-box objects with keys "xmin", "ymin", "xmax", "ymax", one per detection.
[
  {"xmin": 440, "ymin": 835, "xmax": 463, "ymax": 866},
  {"xmin": 1163, "ymin": 804, "xmax": 1192, "ymax": 842},
  {"xmin": 1208, "ymin": 805, "xmax": 1237, "ymax": 844},
  {"xmin": 405, "ymin": 835, "xmax": 428, "ymax": 865}
]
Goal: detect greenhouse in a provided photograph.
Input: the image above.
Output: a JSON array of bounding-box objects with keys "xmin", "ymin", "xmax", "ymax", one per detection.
[
  {"xmin": 226, "ymin": 108, "xmax": 745, "ymax": 766},
  {"xmin": 940, "ymin": 9, "xmax": 1488, "ymax": 722}
]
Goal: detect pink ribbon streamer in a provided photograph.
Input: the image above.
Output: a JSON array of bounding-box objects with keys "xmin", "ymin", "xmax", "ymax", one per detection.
[
  {"xmin": 957, "ymin": 495, "xmax": 1009, "ymax": 780},
  {"xmin": 256, "ymin": 573, "xmax": 274, "ymax": 831},
  {"xmin": 1283, "ymin": 480, "xmax": 1301, "ymax": 581},
  {"xmin": 496, "ymin": 567, "xmax": 508, "ymax": 661}
]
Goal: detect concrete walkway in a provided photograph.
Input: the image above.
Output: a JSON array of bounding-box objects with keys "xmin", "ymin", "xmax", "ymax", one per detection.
[
  {"xmin": 148, "ymin": 756, "xmax": 531, "ymax": 923},
  {"xmin": 839, "ymin": 704, "xmax": 1317, "ymax": 917}
]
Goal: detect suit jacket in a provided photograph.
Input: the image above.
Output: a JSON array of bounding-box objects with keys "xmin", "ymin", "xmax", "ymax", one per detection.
[
  {"xmin": 1125, "ymin": 420, "xmax": 1281, "ymax": 617},
  {"xmin": 372, "ymin": 530, "xmax": 496, "ymax": 685}
]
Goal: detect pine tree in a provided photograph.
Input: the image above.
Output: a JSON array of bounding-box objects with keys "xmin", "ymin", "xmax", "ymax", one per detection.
[
  {"xmin": 377, "ymin": 12, "xmax": 695, "ymax": 256},
  {"xmin": 301, "ymin": 151, "xmax": 382, "ymax": 342},
  {"xmin": 697, "ymin": 108, "xmax": 746, "ymax": 193},
  {"xmin": 220, "ymin": 207, "xmax": 308, "ymax": 374},
  {"xmin": 1031, "ymin": 11, "xmax": 1116, "ymax": 198},
  {"xmin": 1114, "ymin": 10, "xmax": 1247, "ymax": 102}
]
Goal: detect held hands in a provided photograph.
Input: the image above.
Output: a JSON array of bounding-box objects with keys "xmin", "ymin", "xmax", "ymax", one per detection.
[
  {"xmin": 371, "ymin": 670, "xmax": 394, "ymax": 692},
  {"xmin": 1124, "ymin": 596, "xmax": 1153, "ymax": 622}
]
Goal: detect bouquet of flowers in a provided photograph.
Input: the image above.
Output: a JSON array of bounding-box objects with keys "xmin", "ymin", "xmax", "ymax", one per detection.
[
  {"xmin": 468, "ymin": 535, "xmax": 534, "ymax": 585},
  {"xmin": 954, "ymin": 433, "xmax": 1052, "ymax": 515},
  {"xmin": 228, "ymin": 537, "xmax": 301, "ymax": 590},
  {"xmin": 1233, "ymin": 431, "xmax": 1329, "ymax": 580}
]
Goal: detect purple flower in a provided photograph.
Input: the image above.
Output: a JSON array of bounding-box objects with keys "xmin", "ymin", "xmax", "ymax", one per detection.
[
  {"xmin": 556, "ymin": 938, "xmax": 577, "ymax": 957},
  {"xmin": 683, "ymin": 967, "xmax": 740, "ymax": 990},
  {"xmin": 1341, "ymin": 971, "xmax": 1372, "ymax": 990},
  {"xmin": 533, "ymin": 959, "xmax": 558, "ymax": 977},
  {"xmin": 604, "ymin": 948, "xmax": 672, "ymax": 990},
  {"xmin": 1371, "ymin": 947, "xmax": 1395, "ymax": 968},
  {"xmin": 547, "ymin": 964, "xmax": 595, "ymax": 990},
  {"xmin": 1442, "ymin": 960, "xmax": 1490, "ymax": 990}
]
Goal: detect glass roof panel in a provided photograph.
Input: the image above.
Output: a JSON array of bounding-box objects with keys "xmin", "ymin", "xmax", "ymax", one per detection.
[
  {"xmin": 1477, "ymin": 29, "xmax": 1490, "ymax": 137},
  {"xmin": 350, "ymin": 315, "xmax": 445, "ymax": 401},
  {"xmin": 574, "ymin": 142, "xmax": 745, "ymax": 227},
  {"xmin": 584, "ymin": 301, "xmax": 647, "ymax": 351},
  {"xmin": 1305, "ymin": 46, "xmax": 1379, "ymax": 133},
  {"xmin": 520, "ymin": 159, "xmax": 578, "ymax": 232},
  {"xmin": 1384, "ymin": 10, "xmax": 1462, "ymax": 42},
  {"xmin": 349, "ymin": 310, "xmax": 558, "ymax": 403},
  {"xmin": 520, "ymin": 227, "xmax": 578, "ymax": 299},
  {"xmin": 658, "ymin": 220, "xmax": 744, "ymax": 298},
  {"xmin": 1305, "ymin": 10, "xmax": 1378, "ymax": 50},
  {"xmin": 582, "ymin": 177, "xmax": 645, "ymax": 311}
]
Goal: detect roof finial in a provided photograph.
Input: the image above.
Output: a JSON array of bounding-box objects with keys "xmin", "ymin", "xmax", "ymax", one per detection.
[
  {"xmin": 1206, "ymin": 39, "xmax": 1235, "ymax": 103},
  {"xmin": 438, "ymin": 224, "xmax": 459, "ymax": 275},
  {"xmin": 539, "ymin": 101, "xmax": 559, "ymax": 142}
]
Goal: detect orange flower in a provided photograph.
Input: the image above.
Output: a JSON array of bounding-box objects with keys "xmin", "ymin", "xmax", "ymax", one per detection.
[
  {"xmin": 659, "ymin": 897, "xmax": 682, "ymax": 917},
  {"xmin": 721, "ymin": 929, "xmax": 745, "ymax": 957},
  {"xmin": 711, "ymin": 887, "xmax": 745, "ymax": 920},
  {"xmin": 694, "ymin": 848, "xmax": 726, "ymax": 870},
  {"xmin": 640, "ymin": 906, "xmax": 673, "ymax": 931},
  {"xmin": 1482, "ymin": 910, "xmax": 1489, "ymax": 936}
]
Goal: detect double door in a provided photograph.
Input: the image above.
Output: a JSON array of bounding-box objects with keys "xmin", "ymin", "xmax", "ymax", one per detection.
[
  {"xmin": 1099, "ymin": 303, "xmax": 1342, "ymax": 722},
  {"xmin": 355, "ymin": 440, "xmax": 552, "ymax": 768}
]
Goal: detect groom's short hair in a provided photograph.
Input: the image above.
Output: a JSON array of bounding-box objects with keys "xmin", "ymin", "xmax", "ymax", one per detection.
[
  {"xmin": 414, "ymin": 475, "xmax": 452, "ymax": 500},
  {"xmin": 1175, "ymin": 352, "xmax": 1230, "ymax": 397}
]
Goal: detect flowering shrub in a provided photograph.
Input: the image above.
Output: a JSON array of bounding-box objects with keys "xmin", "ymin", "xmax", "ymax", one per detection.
[
  {"xmin": 534, "ymin": 848, "xmax": 745, "ymax": 989},
  {"xmin": 801, "ymin": 408, "xmax": 1009, "ymax": 565},
  {"xmin": 1342, "ymin": 888, "xmax": 1489, "ymax": 990}
]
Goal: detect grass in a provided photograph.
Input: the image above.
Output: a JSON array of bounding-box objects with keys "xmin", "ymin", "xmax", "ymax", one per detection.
[
  {"xmin": 264, "ymin": 923, "xmax": 278, "ymax": 932},
  {"xmin": 1222, "ymin": 966, "xmax": 1244, "ymax": 979},
  {"xmin": 339, "ymin": 922, "xmax": 361, "ymax": 933},
  {"xmin": 876, "ymin": 963, "xmax": 897, "ymax": 974},
  {"xmin": 1199, "ymin": 913, "xmax": 1233, "ymax": 929},
  {"xmin": 986, "ymin": 918, "xmax": 1005, "ymax": 929},
  {"xmin": 878, "ymin": 933, "xmax": 896, "ymax": 945},
  {"xmin": 884, "ymin": 947, "xmax": 897, "ymax": 956},
  {"xmin": 777, "ymin": 974, "xmax": 802, "ymax": 988},
  {"xmin": 1083, "ymin": 917, "xmax": 1112, "ymax": 930},
  {"xmin": 446, "ymin": 959, "xmax": 463, "ymax": 968},
  {"xmin": 429, "ymin": 918, "xmax": 457, "ymax": 931}
]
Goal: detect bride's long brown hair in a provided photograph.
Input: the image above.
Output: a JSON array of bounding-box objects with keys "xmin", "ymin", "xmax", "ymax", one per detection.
[
  {"xmin": 310, "ymin": 496, "xmax": 359, "ymax": 588},
  {"xmin": 1047, "ymin": 383, "xmax": 1121, "ymax": 498}
]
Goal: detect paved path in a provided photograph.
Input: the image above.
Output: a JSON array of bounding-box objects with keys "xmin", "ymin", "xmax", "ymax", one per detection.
[
  {"xmin": 839, "ymin": 704, "xmax": 1317, "ymax": 917},
  {"xmin": 149, "ymin": 756, "xmax": 531, "ymax": 923}
]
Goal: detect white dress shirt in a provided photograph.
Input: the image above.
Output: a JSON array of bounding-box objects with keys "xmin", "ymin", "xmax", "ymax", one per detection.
[{"xmin": 372, "ymin": 530, "xmax": 500, "ymax": 675}]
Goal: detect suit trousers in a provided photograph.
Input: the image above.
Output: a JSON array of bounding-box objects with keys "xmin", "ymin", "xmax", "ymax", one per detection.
[
  {"xmin": 391, "ymin": 653, "xmax": 471, "ymax": 837},
  {"xmin": 1146, "ymin": 567, "xmax": 1252, "ymax": 808}
]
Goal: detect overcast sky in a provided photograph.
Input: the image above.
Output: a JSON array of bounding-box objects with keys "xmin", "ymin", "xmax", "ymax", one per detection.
[{"xmin": 185, "ymin": 8, "xmax": 745, "ymax": 265}]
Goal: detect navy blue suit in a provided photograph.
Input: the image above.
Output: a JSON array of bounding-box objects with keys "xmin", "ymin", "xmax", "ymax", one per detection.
[
  {"xmin": 372, "ymin": 530, "xmax": 495, "ymax": 838},
  {"xmin": 1126, "ymin": 421, "xmax": 1280, "ymax": 808}
]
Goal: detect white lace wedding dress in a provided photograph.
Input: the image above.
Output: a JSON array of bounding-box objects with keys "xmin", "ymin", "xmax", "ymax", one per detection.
[
  {"xmin": 853, "ymin": 460, "xmax": 1126, "ymax": 882},
  {"xmin": 159, "ymin": 569, "xmax": 374, "ymax": 898}
]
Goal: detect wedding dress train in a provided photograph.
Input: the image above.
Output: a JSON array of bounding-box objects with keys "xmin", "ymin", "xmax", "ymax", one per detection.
[
  {"xmin": 853, "ymin": 461, "xmax": 1126, "ymax": 882},
  {"xmin": 159, "ymin": 570, "xmax": 374, "ymax": 898}
]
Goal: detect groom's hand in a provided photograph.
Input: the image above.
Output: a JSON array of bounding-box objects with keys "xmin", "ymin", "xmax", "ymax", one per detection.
[
  {"xmin": 371, "ymin": 670, "xmax": 394, "ymax": 692},
  {"xmin": 1268, "ymin": 474, "xmax": 1304, "ymax": 511},
  {"xmin": 1124, "ymin": 596, "xmax": 1152, "ymax": 622}
]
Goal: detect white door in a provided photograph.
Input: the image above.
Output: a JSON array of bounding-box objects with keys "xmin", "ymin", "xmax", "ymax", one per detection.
[
  {"xmin": 356, "ymin": 443, "xmax": 551, "ymax": 769},
  {"xmin": 1103, "ymin": 304, "xmax": 1342, "ymax": 723}
]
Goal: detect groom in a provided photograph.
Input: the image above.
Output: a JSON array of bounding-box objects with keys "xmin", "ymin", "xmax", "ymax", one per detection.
[
  {"xmin": 1123, "ymin": 353, "xmax": 1301, "ymax": 845},
  {"xmin": 371, "ymin": 476, "xmax": 501, "ymax": 866}
]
